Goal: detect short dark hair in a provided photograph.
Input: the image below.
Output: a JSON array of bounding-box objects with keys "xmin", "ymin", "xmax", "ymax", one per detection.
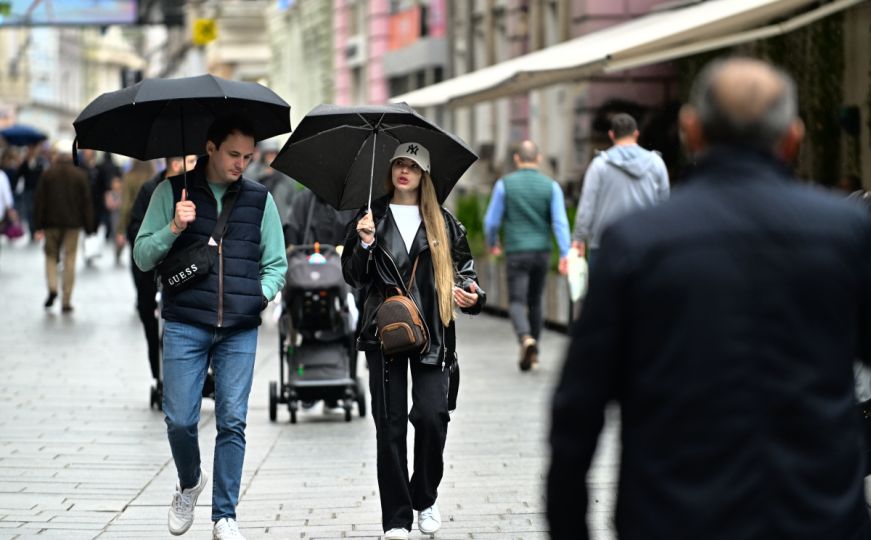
[
  {"xmin": 207, "ymin": 115, "xmax": 256, "ymax": 149},
  {"xmin": 610, "ymin": 113, "xmax": 637, "ymax": 139}
]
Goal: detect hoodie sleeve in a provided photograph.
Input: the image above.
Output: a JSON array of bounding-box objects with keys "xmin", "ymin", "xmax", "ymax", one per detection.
[{"xmin": 572, "ymin": 158, "xmax": 602, "ymax": 244}]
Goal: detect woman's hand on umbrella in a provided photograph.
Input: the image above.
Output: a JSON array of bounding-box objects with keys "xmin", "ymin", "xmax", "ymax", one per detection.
[
  {"xmin": 172, "ymin": 188, "xmax": 196, "ymax": 234},
  {"xmin": 453, "ymin": 282, "xmax": 478, "ymax": 309},
  {"xmin": 356, "ymin": 211, "xmax": 375, "ymax": 244}
]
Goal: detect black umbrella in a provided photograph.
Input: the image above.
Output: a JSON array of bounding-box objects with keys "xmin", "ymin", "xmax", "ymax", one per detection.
[
  {"xmin": 0, "ymin": 124, "xmax": 47, "ymax": 146},
  {"xmin": 73, "ymin": 74, "xmax": 291, "ymax": 161},
  {"xmin": 270, "ymin": 103, "xmax": 477, "ymax": 211}
]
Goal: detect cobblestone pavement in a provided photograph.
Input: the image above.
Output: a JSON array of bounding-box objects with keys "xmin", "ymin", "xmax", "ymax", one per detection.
[{"xmin": 0, "ymin": 240, "xmax": 618, "ymax": 539}]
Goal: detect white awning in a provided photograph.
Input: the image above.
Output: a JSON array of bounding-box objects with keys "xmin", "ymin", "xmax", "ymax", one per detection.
[{"xmin": 391, "ymin": 0, "xmax": 863, "ymax": 108}]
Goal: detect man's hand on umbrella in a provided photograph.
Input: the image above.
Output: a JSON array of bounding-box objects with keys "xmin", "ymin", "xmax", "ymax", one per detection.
[
  {"xmin": 172, "ymin": 188, "xmax": 196, "ymax": 235},
  {"xmin": 356, "ymin": 211, "xmax": 375, "ymax": 245}
]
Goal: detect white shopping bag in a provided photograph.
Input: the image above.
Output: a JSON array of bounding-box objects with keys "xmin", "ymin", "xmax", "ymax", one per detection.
[
  {"xmin": 82, "ymin": 233, "xmax": 103, "ymax": 264},
  {"xmin": 566, "ymin": 247, "xmax": 588, "ymax": 302}
]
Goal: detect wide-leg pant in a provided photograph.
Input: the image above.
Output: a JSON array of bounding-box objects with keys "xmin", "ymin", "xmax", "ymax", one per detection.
[{"xmin": 366, "ymin": 350, "xmax": 451, "ymax": 532}]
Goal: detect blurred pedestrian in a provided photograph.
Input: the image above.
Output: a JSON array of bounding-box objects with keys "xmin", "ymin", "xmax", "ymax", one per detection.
[
  {"xmin": 133, "ymin": 116, "xmax": 286, "ymax": 540},
  {"xmin": 77, "ymin": 148, "xmax": 103, "ymax": 265},
  {"xmin": 256, "ymin": 142, "xmax": 297, "ymax": 226},
  {"xmin": 483, "ymin": 140, "xmax": 570, "ymax": 371},
  {"xmin": 15, "ymin": 142, "xmax": 46, "ymax": 242},
  {"xmin": 0, "ymin": 165, "xmax": 18, "ymax": 255},
  {"xmin": 283, "ymin": 187, "xmax": 355, "ymax": 247},
  {"xmin": 104, "ymin": 176, "xmax": 123, "ymax": 264},
  {"xmin": 1, "ymin": 147, "xmax": 20, "ymax": 190},
  {"xmin": 122, "ymin": 156, "xmax": 190, "ymax": 389},
  {"xmin": 97, "ymin": 153, "xmax": 121, "ymax": 241},
  {"xmin": 571, "ymin": 112, "xmax": 669, "ymax": 267},
  {"xmin": 548, "ymin": 57, "xmax": 871, "ymax": 540},
  {"xmin": 342, "ymin": 142, "xmax": 485, "ymax": 540},
  {"xmin": 33, "ymin": 139, "xmax": 95, "ymax": 313}
]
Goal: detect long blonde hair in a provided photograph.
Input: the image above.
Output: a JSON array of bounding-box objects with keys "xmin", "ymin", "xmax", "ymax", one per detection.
[{"xmin": 386, "ymin": 170, "xmax": 455, "ymax": 326}]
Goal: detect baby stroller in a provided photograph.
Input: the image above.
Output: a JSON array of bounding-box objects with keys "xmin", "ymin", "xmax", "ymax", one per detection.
[{"xmin": 269, "ymin": 243, "xmax": 365, "ymax": 423}]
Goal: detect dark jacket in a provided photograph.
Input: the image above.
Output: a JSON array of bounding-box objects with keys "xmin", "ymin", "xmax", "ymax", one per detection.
[
  {"xmin": 549, "ymin": 146, "xmax": 871, "ymax": 540},
  {"xmin": 284, "ymin": 188, "xmax": 356, "ymax": 247},
  {"xmin": 126, "ymin": 171, "xmax": 163, "ymax": 246},
  {"xmin": 161, "ymin": 158, "xmax": 268, "ymax": 330},
  {"xmin": 342, "ymin": 195, "xmax": 486, "ymax": 366},
  {"xmin": 33, "ymin": 160, "xmax": 95, "ymax": 232}
]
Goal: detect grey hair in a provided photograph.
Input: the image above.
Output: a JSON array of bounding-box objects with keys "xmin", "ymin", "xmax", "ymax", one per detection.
[{"xmin": 690, "ymin": 58, "xmax": 798, "ymax": 152}]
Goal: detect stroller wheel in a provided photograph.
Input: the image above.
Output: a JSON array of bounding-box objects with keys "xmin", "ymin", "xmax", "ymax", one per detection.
[
  {"xmin": 150, "ymin": 384, "xmax": 163, "ymax": 411},
  {"xmin": 268, "ymin": 381, "xmax": 278, "ymax": 422},
  {"xmin": 357, "ymin": 394, "xmax": 366, "ymax": 418}
]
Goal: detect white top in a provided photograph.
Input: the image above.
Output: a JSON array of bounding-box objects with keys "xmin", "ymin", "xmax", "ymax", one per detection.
[
  {"xmin": 0, "ymin": 170, "xmax": 12, "ymax": 217},
  {"xmin": 390, "ymin": 203, "xmax": 422, "ymax": 253}
]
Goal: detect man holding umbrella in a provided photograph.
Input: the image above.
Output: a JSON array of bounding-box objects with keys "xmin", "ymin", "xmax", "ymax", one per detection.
[{"xmin": 133, "ymin": 115, "xmax": 287, "ymax": 540}]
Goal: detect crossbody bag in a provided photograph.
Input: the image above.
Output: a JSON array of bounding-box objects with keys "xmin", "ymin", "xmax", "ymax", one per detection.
[
  {"xmin": 375, "ymin": 256, "xmax": 429, "ymax": 356},
  {"xmin": 157, "ymin": 190, "xmax": 238, "ymax": 294}
]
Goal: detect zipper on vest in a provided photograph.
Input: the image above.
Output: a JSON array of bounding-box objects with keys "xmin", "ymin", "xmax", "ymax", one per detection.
[{"xmin": 217, "ymin": 238, "xmax": 224, "ymax": 327}]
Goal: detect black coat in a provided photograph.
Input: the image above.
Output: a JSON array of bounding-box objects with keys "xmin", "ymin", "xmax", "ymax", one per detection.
[
  {"xmin": 342, "ymin": 195, "xmax": 485, "ymax": 366},
  {"xmin": 127, "ymin": 170, "xmax": 163, "ymax": 246},
  {"xmin": 549, "ymin": 147, "xmax": 871, "ymax": 540},
  {"xmin": 284, "ymin": 188, "xmax": 356, "ymax": 247}
]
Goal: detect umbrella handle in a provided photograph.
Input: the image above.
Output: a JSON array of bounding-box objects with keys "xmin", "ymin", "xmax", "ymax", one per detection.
[
  {"xmin": 367, "ymin": 129, "xmax": 377, "ymax": 212},
  {"xmin": 72, "ymin": 138, "xmax": 79, "ymax": 167}
]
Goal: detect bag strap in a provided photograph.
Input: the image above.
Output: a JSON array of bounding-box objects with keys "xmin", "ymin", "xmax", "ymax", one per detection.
[
  {"xmin": 406, "ymin": 256, "xmax": 420, "ymax": 291},
  {"xmin": 209, "ymin": 190, "xmax": 239, "ymax": 242}
]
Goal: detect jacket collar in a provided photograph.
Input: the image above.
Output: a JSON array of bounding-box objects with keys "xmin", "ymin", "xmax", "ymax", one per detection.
[
  {"xmin": 688, "ymin": 145, "xmax": 794, "ymax": 183},
  {"xmin": 370, "ymin": 195, "xmax": 430, "ymax": 280}
]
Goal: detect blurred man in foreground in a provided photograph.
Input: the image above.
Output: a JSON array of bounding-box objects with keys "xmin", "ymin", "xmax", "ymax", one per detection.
[{"xmin": 548, "ymin": 57, "xmax": 871, "ymax": 539}]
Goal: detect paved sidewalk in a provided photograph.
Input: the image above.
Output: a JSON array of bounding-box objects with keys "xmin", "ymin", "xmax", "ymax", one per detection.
[{"xmin": 0, "ymin": 240, "xmax": 618, "ymax": 539}]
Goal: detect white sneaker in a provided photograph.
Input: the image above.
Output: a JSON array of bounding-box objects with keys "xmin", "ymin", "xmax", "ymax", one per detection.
[
  {"xmin": 418, "ymin": 502, "xmax": 441, "ymax": 535},
  {"xmin": 213, "ymin": 517, "xmax": 246, "ymax": 540},
  {"xmin": 384, "ymin": 528, "xmax": 409, "ymax": 540},
  {"xmin": 167, "ymin": 470, "xmax": 208, "ymax": 536}
]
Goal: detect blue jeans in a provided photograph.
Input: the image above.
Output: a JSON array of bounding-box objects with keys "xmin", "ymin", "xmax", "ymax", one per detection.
[{"xmin": 162, "ymin": 320, "xmax": 258, "ymax": 522}]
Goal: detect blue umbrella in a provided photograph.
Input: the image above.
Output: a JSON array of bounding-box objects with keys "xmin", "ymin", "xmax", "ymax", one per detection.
[{"xmin": 0, "ymin": 124, "xmax": 47, "ymax": 146}]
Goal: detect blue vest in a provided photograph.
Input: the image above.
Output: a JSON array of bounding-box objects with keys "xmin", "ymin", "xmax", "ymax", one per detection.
[{"xmin": 161, "ymin": 160, "xmax": 267, "ymax": 329}]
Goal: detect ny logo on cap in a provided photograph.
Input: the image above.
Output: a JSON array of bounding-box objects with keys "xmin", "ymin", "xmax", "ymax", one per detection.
[{"xmin": 406, "ymin": 144, "xmax": 419, "ymax": 155}]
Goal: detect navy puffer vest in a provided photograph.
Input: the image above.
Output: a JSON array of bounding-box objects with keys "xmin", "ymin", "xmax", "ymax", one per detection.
[{"xmin": 161, "ymin": 158, "xmax": 267, "ymax": 329}]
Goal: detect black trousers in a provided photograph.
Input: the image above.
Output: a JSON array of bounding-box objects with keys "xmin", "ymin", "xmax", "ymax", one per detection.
[
  {"xmin": 131, "ymin": 254, "xmax": 160, "ymax": 380},
  {"xmin": 366, "ymin": 350, "xmax": 451, "ymax": 532},
  {"xmin": 506, "ymin": 250, "xmax": 551, "ymax": 342}
]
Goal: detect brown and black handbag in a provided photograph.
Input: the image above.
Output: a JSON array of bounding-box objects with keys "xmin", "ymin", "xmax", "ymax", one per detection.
[{"xmin": 375, "ymin": 257, "xmax": 428, "ymax": 356}]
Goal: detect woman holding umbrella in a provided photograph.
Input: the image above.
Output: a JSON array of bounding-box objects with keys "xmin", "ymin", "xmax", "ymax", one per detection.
[{"xmin": 342, "ymin": 142, "xmax": 485, "ymax": 540}]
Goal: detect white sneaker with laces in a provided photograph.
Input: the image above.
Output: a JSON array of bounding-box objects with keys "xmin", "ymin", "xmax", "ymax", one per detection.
[
  {"xmin": 213, "ymin": 517, "xmax": 246, "ymax": 540},
  {"xmin": 418, "ymin": 502, "xmax": 441, "ymax": 535},
  {"xmin": 168, "ymin": 470, "xmax": 208, "ymax": 536},
  {"xmin": 384, "ymin": 528, "xmax": 409, "ymax": 540}
]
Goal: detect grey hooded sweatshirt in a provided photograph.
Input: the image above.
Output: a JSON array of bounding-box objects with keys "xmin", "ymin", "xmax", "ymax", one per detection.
[{"xmin": 573, "ymin": 144, "xmax": 669, "ymax": 249}]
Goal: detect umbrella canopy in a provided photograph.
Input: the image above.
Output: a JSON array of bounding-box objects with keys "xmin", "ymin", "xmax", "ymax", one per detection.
[
  {"xmin": 270, "ymin": 103, "xmax": 477, "ymax": 211},
  {"xmin": 73, "ymin": 74, "xmax": 291, "ymax": 160},
  {"xmin": 0, "ymin": 124, "xmax": 47, "ymax": 146}
]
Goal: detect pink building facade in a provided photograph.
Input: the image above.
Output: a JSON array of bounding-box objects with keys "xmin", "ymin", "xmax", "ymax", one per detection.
[{"xmin": 334, "ymin": 0, "xmax": 390, "ymax": 105}]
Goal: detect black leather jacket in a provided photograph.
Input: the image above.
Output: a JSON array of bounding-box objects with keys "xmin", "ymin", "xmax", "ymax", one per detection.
[{"xmin": 341, "ymin": 195, "xmax": 486, "ymax": 366}]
